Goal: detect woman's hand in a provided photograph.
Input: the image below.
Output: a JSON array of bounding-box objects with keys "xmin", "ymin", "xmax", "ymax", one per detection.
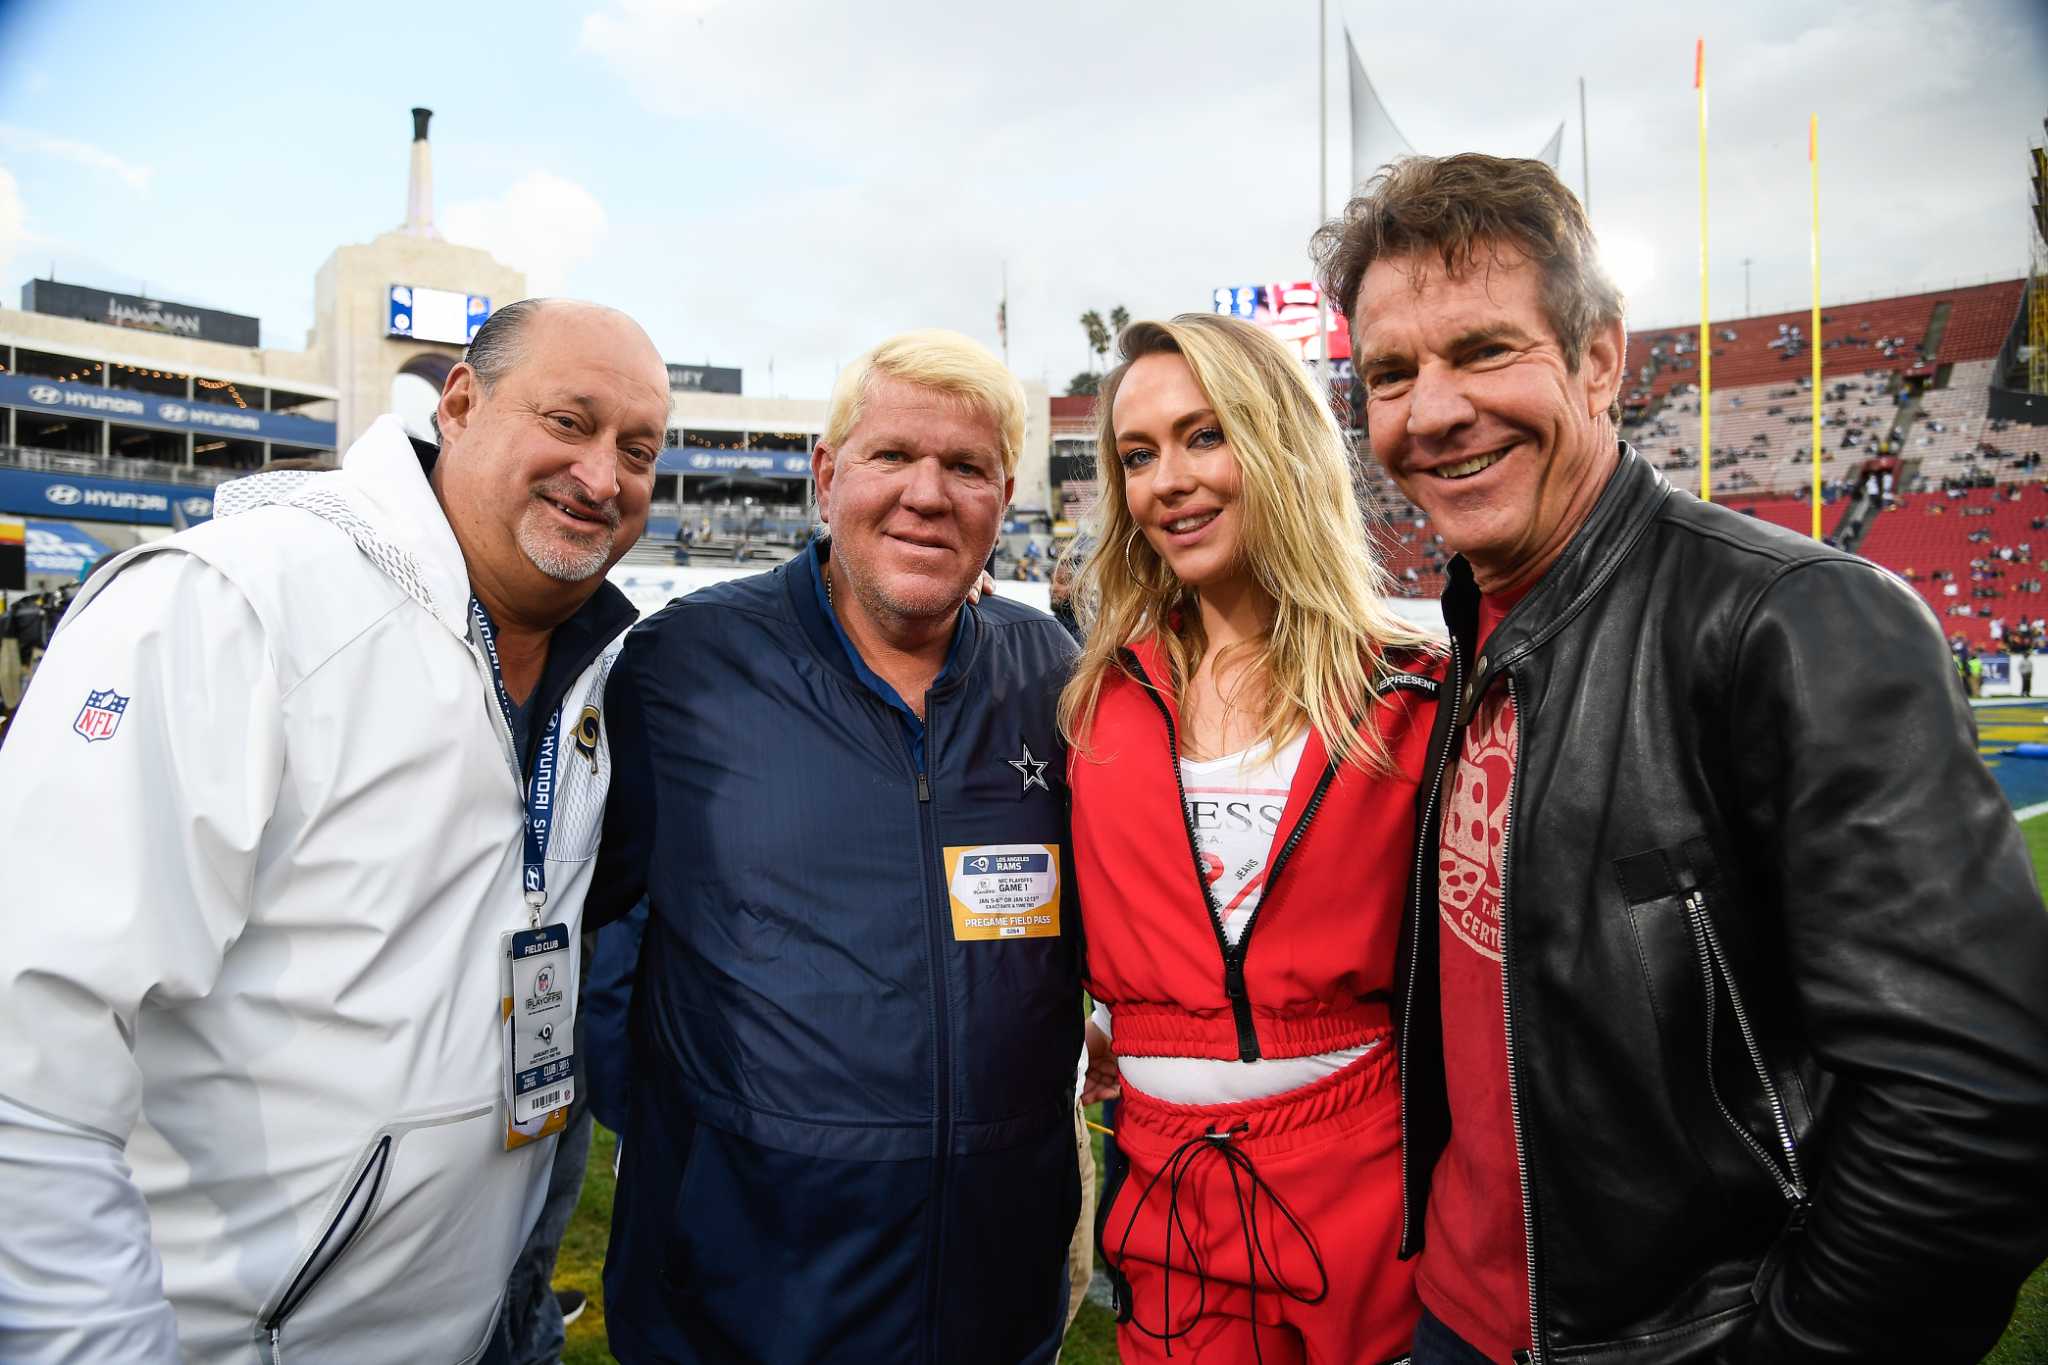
[
  {"xmin": 965, "ymin": 570, "xmax": 997, "ymax": 605},
  {"xmin": 1081, "ymin": 1019, "xmax": 1121, "ymax": 1105}
]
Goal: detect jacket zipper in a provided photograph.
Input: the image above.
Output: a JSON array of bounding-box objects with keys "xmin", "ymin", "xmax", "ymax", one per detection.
[
  {"xmin": 1128, "ymin": 652, "xmax": 1328, "ymax": 1062},
  {"xmin": 1498, "ymin": 675, "xmax": 1546, "ymax": 1364},
  {"xmin": 468, "ymin": 641, "xmax": 523, "ymax": 785},
  {"xmin": 1684, "ymin": 891, "xmax": 1808, "ymax": 1202},
  {"xmin": 912, "ymin": 700, "xmax": 953, "ymax": 1365},
  {"xmin": 262, "ymin": 1134, "xmax": 393, "ymax": 1362},
  {"xmin": 1399, "ymin": 638, "xmax": 1463, "ymax": 1249}
]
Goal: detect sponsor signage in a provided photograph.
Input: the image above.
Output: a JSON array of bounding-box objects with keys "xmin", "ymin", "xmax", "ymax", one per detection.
[
  {"xmin": 666, "ymin": 363, "xmax": 743, "ymax": 395},
  {"xmin": 0, "ymin": 373, "xmax": 335, "ymax": 447},
  {"xmin": 23, "ymin": 519, "xmax": 112, "ymax": 576},
  {"xmin": 21, "ymin": 279, "xmax": 260, "ymax": 348},
  {"xmin": 387, "ymin": 284, "xmax": 491, "ymax": 345},
  {"xmin": 659, "ymin": 448, "xmax": 812, "ymax": 479},
  {"xmin": 0, "ymin": 468, "xmax": 213, "ymax": 527}
]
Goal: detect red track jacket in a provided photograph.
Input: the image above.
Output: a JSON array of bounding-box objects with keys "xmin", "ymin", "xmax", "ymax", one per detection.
[{"xmin": 1071, "ymin": 637, "xmax": 1444, "ymax": 1063}]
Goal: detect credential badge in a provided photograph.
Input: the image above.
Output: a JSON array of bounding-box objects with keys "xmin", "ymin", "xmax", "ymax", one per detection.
[
  {"xmin": 73, "ymin": 688, "xmax": 129, "ymax": 743},
  {"xmin": 1007, "ymin": 740, "xmax": 1050, "ymax": 794}
]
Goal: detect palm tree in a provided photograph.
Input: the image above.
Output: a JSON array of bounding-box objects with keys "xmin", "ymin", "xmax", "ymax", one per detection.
[{"xmin": 1080, "ymin": 310, "xmax": 1110, "ymax": 378}]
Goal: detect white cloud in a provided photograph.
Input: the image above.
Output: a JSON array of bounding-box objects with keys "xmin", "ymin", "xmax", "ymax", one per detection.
[
  {"xmin": 569, "ymin": 0, "xmax": 2045, "ymax": 396},
  {"xmin": 0, "ymin": 126, "xmax": 152, "ymax": 194},
  {"xmin": 443, "ymin": 172, "xmax": 610, "ymax": 297},
  {"xmin": 579, "ymin": 0, "xmax": 728, "ymax": 119}
]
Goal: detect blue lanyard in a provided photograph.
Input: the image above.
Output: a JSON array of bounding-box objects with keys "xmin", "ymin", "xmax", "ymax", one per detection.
[{"xmin": 471, "ymin": 598, "xmax": 561, "ymax": 924}]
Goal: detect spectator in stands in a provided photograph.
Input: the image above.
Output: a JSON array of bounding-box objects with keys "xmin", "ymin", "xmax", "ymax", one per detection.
[
  {"xmin": 1048, "ymin": 549, "xmax": 1084, "ymax": 641},
  {"xmin": 0, "ymin": 300, "xmax": 666, "ymax": 1362},
  {"xmin": 590, "ymin": 330, "xmax": 1087, "ymax": 1364},
  {"xmin": 1318, "ymin": 151, "xmax": 2048, "ymax": 1365}
]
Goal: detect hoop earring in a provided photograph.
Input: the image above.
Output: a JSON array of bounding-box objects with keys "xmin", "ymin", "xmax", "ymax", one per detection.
[{"xmin": 1120, "ymin": 524, "xmax": 1147, "ymax": 585}]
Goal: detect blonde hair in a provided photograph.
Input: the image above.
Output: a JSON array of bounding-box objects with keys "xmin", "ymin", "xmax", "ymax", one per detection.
[
  {"xmin": 1057, "ymin": 314, "xmax": 1436, "ymax": 772},
  {"xmin": 824, "ymin": 329, "xmax": 1027, "ymax": 475}
]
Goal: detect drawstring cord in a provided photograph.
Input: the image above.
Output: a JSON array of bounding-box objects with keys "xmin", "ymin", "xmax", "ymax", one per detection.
[{"xmin": 1105, "ymin": 1120, "xmax": 1328, "ymax": 1363}]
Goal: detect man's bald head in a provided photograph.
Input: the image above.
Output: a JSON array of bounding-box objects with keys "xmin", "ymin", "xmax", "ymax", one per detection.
[
  {"xmin": 456, "ymin": 297, "xmax": 663, "ymax": 406},
  {"xmin": 430, "ymin": 296, "xmax": 671, "ymax": 622}
]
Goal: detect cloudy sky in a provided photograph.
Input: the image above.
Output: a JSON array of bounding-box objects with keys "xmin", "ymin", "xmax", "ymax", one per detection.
[{"xmin": 0, "ymin": 0, "xmax": 2041, "ymax": 399}]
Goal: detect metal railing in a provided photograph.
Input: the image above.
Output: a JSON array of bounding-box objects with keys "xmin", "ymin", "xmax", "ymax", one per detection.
[{"xmin": 0, "ymin": 444, "xmax": 235, "ymax": 487}]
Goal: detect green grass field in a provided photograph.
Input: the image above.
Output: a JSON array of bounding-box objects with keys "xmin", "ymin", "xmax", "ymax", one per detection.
[{"xmin": 555, "ymin": 817, "xmax": 2048, "ymax": 1363}]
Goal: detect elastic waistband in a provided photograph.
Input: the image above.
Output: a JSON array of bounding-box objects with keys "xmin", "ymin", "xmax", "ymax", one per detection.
[
  {"xmin": 1110, "ymin": 999, "xmax": 1392, "ymax": 1060},
  {"xmin": 1116, "ymin": 1043, "xmax": 1397, "ymax": 1159}
]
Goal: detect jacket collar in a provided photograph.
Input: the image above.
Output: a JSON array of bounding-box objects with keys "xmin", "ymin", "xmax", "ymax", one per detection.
[
  {"xmin": 1443, "ymin": 440, "xmax": 1670, "ymax": 676},
  {"xmin": 210, "ymin": 413, "xmax": 635, "ymax": 651},
  {"xmin": 210, "ymin": 415, "xmax": 471, "ymax": 638},
  {"xmin": 780, "ymin": 536, "xmax": 984, "ymax": 692},
  {"xmin": 336, "ymin": 415, "xmax": 476, "ymax": 639}
]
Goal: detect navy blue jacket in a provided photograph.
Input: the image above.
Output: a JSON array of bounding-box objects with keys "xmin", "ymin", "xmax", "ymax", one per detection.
[{"xmin": 591, "ymin": 548, "xmax": 1084, "ymax": 1365}]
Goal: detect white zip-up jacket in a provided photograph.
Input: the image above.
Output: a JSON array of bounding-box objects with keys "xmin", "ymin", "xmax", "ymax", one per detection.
[{"xmin": 0, "ymin": 416, "xmax": 631, "ymax": 1363}]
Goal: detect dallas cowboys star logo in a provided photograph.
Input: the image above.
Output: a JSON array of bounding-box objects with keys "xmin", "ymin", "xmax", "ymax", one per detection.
[{"xmin": 1007, "ymin": 741, "xmax": 1050, "ymax": 794}]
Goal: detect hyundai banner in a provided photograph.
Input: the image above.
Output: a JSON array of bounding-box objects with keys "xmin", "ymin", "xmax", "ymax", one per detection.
[
  {"xmin": 659, "ymin": 449, "xmax": 813, "ymax": 479},
  {"xmin": 0, "ymin": 372, "xmax": 336, "ymax": 447},
  {"xmin": 0, "ymin": 468, "xmax": 213, "ymax": 527}
]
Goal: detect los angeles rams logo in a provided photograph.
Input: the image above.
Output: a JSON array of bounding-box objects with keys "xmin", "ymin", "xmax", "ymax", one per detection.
[{"xmin": 572, "ymin": 704, "xmax": 602, "ymax": 772}]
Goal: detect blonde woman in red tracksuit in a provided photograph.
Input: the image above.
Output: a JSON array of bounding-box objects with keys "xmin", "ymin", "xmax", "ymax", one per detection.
[{"xmin": 1062, "ymin": 313, "xmax": 1444, "ymax": 1364}]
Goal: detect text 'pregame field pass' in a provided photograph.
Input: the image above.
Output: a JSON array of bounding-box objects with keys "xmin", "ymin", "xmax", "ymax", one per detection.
[{"xmin": 945, "ymin": 843, "xmax": 1061, "ymax": 941}]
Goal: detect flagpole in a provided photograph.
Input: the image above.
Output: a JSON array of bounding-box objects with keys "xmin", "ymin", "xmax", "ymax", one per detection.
[
  {"xmin": 1316, "ymin": 0, "xmax": 1331, "ymax": 395},
  {"xmin": 1810, "ymin": 115, "xmax": 1823, "ymax": 539},
  {"xmin": 1579, "ymin": 76, "xmax": 1590, "ymax": 212},
  {"xmin": 1696, "ymin": 38, "xmax": 1712, "ymax": 503}
]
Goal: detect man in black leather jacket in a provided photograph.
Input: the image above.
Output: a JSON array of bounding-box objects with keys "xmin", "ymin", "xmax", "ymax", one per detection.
[{"xmin": 1315, "ymin": 153, "xmax": 2048, "ymax": 1364}]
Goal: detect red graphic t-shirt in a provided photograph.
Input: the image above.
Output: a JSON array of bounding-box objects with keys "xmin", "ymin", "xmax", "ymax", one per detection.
[{"xmin": 1418, "ymin": 587, "xmax": 1531, "ymax": 1364}]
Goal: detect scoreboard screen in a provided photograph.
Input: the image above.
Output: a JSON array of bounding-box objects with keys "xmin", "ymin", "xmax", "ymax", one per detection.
[{"xmin": 387, "ymin": 285, "xmax": 491, "ymax": 345}]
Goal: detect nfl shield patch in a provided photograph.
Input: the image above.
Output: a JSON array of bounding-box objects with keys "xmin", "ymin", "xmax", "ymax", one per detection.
[{"xmin": 73, "ymin": 688, "xmax": 129, "ymax": 742}]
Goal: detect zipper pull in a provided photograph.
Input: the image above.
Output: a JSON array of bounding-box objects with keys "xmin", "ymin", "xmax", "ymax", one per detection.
[{"xmin": 917, "ymin": 771, "xmax": 930, "ymax": 803}]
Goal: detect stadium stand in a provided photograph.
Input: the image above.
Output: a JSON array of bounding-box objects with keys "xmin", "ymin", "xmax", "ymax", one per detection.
[
  {"xmin": 1857, "ymin": 484, "xmax": 2048, "ymax": 648},
  {"xmin": 1344, "ymin": 277, "xmax": 2039, "ymax": 620},
  {"xmin": 1623, "ymin": 280, "xmax": 2025, "ymax": 403},
  {"xmin": 1624, "ymin": 371, "xmax": 1895, "ymax": 497}
]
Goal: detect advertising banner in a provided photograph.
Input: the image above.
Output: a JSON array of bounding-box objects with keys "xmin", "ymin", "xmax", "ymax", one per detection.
[
  {"xmin": 659, "ymin": 449, "xmax": 813, "ymax": 479},
  {"xmin": 0, "ymin": 373, "xmax": 336, "ymax": 447},
  {"xmin": 23, "ymin": 519, "xmax": 113, "ymax": 576},
  {"xmin": 21, "ymin": 279, "xmax": 261, "ymax": 347},
  {"xmin": 0, "ymin": 468, "xmax": 213, "ymax": 527},
  {"xmin": 666, "ymin": 364, "xmax": 743, "ymax": 394}
]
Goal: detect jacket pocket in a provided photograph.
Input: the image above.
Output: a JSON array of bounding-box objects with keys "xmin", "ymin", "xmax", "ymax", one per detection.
[
  {"xmin": 259, "ymin": 1134, "xmax": 395, "ymax": 1361},
  {"xmin": 1093, "ymin": 1119, "xmax": 1137, "ymax": 1325},
  {"xmin": 1682, "ymin": 887, "xmax": 1807, "ymax": 1206},
  {"xmin": 1616, "ymin": 847, "xmax": 1807, "ymax": 1210},
  {"xmin": 256, "ymin": 1101, "xmax": 503, "ymax": 1364}
]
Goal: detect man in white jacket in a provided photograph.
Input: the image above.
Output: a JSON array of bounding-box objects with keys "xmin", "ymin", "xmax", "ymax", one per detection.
[{"xmin": 0, "ymin": 298, "xmax": 669, "ymax": 1363}]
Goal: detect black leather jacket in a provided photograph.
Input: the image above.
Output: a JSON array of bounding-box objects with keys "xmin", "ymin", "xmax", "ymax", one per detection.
[{"xmin": 1398, "ymin": 446, "xmax": 2048, "ymax": 1363}]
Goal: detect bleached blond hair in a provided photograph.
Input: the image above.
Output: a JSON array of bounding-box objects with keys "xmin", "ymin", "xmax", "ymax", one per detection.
[
  {"xmin": 1058, "ymin": 314, "xmax": 1436, "ymax": 773},
  {"xmin": 824, "ymin": 329, "xmax": 1027, "ymax": 475}
]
